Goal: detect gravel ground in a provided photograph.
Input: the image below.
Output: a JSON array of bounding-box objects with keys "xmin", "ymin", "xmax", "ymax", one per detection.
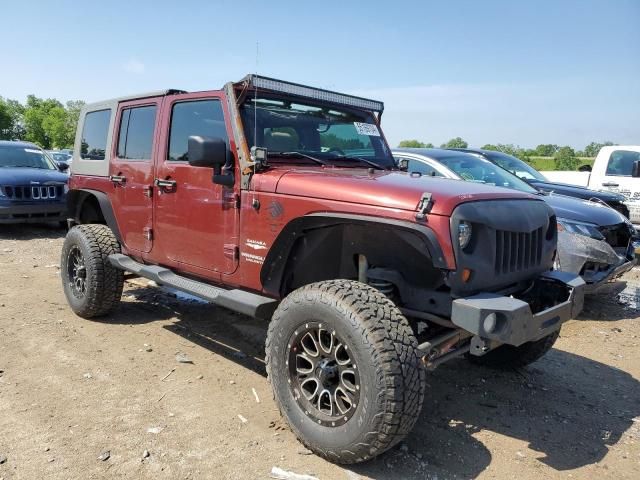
[{"xmin": 0, "ymin": 225, "xmax": 639, "ymax": 480}]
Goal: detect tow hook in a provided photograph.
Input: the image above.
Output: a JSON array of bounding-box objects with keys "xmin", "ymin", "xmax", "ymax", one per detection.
[{"xmin": 417, "ymin": 330, "xmax": 471, "ymax": 370}]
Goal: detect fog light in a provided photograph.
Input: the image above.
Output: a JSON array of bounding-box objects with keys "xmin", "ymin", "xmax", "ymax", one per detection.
[
  {"xmin": 458, "ymin": 221, "xmax": 472, "ymax": 249},
  {"xmin": 483, "ymin": 313, "xmax": 497, "ymax": 333}
]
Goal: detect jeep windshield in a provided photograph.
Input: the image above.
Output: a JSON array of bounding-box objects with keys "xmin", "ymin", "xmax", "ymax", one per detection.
[
  {"xmin": 437, "ymin": 153, "xmax": 538, "ymax": 194},
  {"xmin": 0, "ymin": 145, "xmax": 57, "ymax": 170},
  {"xmin": 240, "ymin": 95, "xmax": 395, "ymax": 169}
]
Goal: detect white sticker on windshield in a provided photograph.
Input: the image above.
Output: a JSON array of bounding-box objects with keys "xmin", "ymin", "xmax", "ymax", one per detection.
[
  {"xmin": 354, "ymin": 122, "xmax": 380, "ymax": 137},
  {"xmin": 24, "ymin": 148, "xmax": 41, "ymax": 154}
]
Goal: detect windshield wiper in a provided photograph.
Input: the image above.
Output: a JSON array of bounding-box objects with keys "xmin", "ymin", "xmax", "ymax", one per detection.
[
  {"xmin": 327, "ymin": 154, "xmax": 387, "ymax": 170},
  {"xmin": 270, "ymin": 151, "xmax": 330, "ymax": 166}
]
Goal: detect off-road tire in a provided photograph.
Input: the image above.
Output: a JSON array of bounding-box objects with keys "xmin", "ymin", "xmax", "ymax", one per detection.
[
  {"xmin": 265, "ymin": 280, "xmax": 426, "ymax": 464},
  {"xmin": 61, "ymin": 224, "xmax": 124, "ymax": 318},
  {"xmin": 467, "ymin": 329, "xmax": 561, "ymax": 369}
]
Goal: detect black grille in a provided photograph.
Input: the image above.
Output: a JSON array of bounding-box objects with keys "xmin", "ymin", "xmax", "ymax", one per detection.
[
  {"xmin": 495, "ymin": 227, "xmax": 544, "ymax": 275},
  {"xmin": 1, "ymin": 185, "xmax": 63, "ymax": 200}
]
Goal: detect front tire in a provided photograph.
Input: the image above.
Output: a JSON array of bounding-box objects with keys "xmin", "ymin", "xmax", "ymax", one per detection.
[
  {"xmin": 467, "ymin": 329, "xmax": 560, "ymax": 368},
  {"xmin": 61, "ymin": 224, "xmax": 124, "ymax": 318},
  {"xmin": 266, "ymin": 280, "xmax": 425, "ymax": 464}
]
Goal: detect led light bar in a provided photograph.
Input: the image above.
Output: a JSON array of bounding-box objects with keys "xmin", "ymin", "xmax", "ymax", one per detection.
[{"xmin": 243, "ymin": 75, "xmax": 384, "ymax": 112}]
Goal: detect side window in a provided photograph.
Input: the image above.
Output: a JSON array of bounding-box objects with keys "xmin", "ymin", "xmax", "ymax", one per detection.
[
  {"xmin": 80, "ymin": 109, "xmax": 111, "ymax": 160},
  {"xmin": 606, "ymin": 150, "xmax": 640, "ymax": 176},
  {"xmin": 404, "ymin": 157, "xmax": 442, "ymax": 177},
  {"xmin": 168, "ymin": 99, "xmax": 228, "ymax": 161},
  {"xmin": 116, "ymin": 105, "xmax": 157, "ymax": 160}
]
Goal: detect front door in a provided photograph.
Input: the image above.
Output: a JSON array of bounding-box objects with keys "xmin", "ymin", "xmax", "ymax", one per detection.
[
  {"xmin": 109, "ymin": 99, "xmax": 159, "ymax": 253},
  {"xmin": 152, "ymin": 92, "xmax": 239, "ymax": 275}
]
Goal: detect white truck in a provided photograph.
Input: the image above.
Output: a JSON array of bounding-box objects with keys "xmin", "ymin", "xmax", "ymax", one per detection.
[{"xmin": 542, "ymin": 146, "xmax": 640, "ymax": 232}]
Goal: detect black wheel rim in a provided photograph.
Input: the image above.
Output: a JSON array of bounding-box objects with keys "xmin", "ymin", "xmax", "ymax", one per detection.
[
  {"xmin": 67, "ymin": 245, "xmax": 87, "ymax": 298},
  {"xmin": 287, "ymin": 322, "xmax": 360, "ymax": 427}
]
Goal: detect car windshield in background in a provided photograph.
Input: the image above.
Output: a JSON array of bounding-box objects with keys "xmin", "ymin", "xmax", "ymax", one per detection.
[
  {"xmin": 0, "ymin": 145, "xmax": 57, "ymax": 170},
  {"xmin": 49, "ymin": 152, "xmax": 72, "ymax": 163},
  {"xmin": 482, "ymin": 151, "xmax": 547, "ymax": 181},
  {"xmin": 436, "ymin": 154, "xmax": 538, "ymax": 194},
  {"xmin": 240, "ymin": 95, "xmax": 394, "ymax": 169}
]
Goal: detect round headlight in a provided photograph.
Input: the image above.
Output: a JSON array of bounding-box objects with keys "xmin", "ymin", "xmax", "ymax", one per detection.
[{"xmin": 458, "ymin": 221, "xmax": 472, "ymax": 249}]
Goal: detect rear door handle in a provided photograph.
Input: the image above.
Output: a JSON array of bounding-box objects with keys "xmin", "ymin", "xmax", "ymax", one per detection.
[
  {"xmin": 109, "ymin": 175, "xmax": 126, "ymax": 184},
  {"xmin": 602, "ymin": 182, "xmax": 619, "ymax": 187},
  {"xmin": 154, "ymin": 178, "xmax": 177, "ymax": 191}
]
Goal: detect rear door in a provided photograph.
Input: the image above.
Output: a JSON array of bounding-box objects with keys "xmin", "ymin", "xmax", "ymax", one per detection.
[
  {"xmin": 151, "ymin": 92, "xmax": 239, "ymax": 274},
  {"xmin": 109, "ymin": 99, "xmax": 160, "ymax": 253}
]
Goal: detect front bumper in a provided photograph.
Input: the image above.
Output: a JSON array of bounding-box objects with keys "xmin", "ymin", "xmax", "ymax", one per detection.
[
  {"xmin": 556, "ymin": 230, "xmax": 636, "ymax": 292},
  {"xmin": 0, "ymin": 202, "xmax": 67, "ymax": 224},
  {"xmin": 450, "ymin": 271, "xmax": 585, "ymax": 347}
]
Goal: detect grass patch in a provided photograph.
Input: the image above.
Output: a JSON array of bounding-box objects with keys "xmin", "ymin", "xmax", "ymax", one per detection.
[{"xmin": 527, "ymin": 156, "xmax": 594, "ymax": 171}]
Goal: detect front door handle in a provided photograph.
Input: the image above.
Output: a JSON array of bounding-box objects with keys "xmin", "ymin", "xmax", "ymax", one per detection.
[
  {"xmin": 602, "ymin": 182, "xmax": 619, "ymax": 187},
  {"xmin": 154, "ymin": 178, "xmax": 177, "ymax": 191},
  {"xmin": 109, "ymin": 175, "xmax": 126, "ymax": 184}
]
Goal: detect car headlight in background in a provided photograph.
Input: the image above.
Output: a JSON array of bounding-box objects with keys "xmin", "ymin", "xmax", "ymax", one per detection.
[
  {"xmin": 0, "ymin": 187, "xmax": 5, "ymax": 198},
  {"xmin": 64, "ymin": 184, "xmax": 69, "ymax": 194},
  {"xmin": 458, "ymin": 221, "xmax": 472, "ymax": 249},
  {"xmin": 557, "ymin": 217, "xmax": 604, "ymax": 240}
]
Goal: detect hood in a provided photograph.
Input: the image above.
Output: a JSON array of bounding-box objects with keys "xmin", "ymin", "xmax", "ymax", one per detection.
[
  {"xmin": 263, "ymin": 167, "xmax": 539, "ymax": 216},
  {"xmin": 543, "ymin": 193, "xmax": 627, "ymax": 226},
  {"xmin": 0, "ymin": 167, "xmax": 68, "ymax": 185},
  {"xmin": 529, "ymin": 179, "xmax": 626, "ymax": 202}
]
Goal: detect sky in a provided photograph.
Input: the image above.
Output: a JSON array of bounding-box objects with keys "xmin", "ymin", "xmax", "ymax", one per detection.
[{"xmin": 1, "ymin": 0, "xmax": 638, "ymax": 149}]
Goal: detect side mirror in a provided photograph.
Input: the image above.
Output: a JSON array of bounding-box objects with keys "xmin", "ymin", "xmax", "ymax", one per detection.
[
  {"xmin": 58, "ymin": 161, "xmax": 70, "ymax": 172},
  {"xmin": 397, "ymin": 158, "xmax": 409, "ymax": 171},
  {"xmin": 578, "ymin": 164, "xmax": 592, "ymax": 172},
  {"xmin": 632, "ymin": 160, "xmax": 640, "ymax": 178},
  {"xmin": 188, "ymin": 136, "xmax": 234, "ymax": 187}
]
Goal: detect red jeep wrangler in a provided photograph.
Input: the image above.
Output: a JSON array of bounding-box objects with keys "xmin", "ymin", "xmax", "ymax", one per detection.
[{"xmin": 61, "ymin": 75, "xmax": 584, "ymax": 464}]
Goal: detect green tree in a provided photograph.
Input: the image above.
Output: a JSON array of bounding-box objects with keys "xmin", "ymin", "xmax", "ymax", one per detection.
[
  {"xmin": 583, "ymin": 141, "xmax": 615, "ymax": 157},
  {"xmin": 398, "ymin": 139, "xmax": 427, "ymax": 148},
  {"xmin": 23, "ymin": 95, "xmax": 66, "ymax": 149},
  {"xmin": 0, "ymin": 97, "xmax": 26, "ymax": 140},
  {"xmin": 534, "ymin": 144, "xmax": 559, "ymax": 157},
  {"xmin": 554, "ymin": 146, "xmax": 579, "ymax": 170},
  {"xmin": 481, "ymin": 144, "xmax": 499, "ymax": 151},
  {"xmin": 440, "ymin": 137, "xmax": 468, "ymax": 148}
]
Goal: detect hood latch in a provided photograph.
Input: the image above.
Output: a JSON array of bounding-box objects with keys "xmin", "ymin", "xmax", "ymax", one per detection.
[{"xmin": 416, "ymin": 192, "xmax": 433, "ymax": 220}]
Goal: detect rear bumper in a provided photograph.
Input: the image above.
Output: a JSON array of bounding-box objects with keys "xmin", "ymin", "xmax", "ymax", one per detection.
[
  {"xmin": 0, "ymin": 202, "xmax": 67, "ymax": 224},
  {"xmin": 451, "ymin": 271, "xmax": 585, "ymax": 347}
]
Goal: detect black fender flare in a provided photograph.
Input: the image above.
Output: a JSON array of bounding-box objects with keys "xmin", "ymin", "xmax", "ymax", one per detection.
[
  {"xmin": 260, "ymin": 212, "xmax": 447, "ymax": 297},
  {"xmin": 67, "ymin": 189, "xmax": 122, "ymax": 243}
]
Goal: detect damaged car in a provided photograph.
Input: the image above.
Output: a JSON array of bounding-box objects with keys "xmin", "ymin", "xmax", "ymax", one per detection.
[{"xmin": 393, "ymin": 148, "xmax": 636, "ymax": 292}]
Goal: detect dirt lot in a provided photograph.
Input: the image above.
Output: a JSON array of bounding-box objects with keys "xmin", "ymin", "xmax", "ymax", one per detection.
[{"xmin": 0, "ymin": 225, "xmax": 639, "ymax": 480}]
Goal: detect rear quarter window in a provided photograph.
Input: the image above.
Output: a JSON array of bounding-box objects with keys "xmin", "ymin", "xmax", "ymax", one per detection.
[
  {"xmin": 80, "ymin": 109, "xmax": 111, "ymax": 160},
  {"xmin": 117, "ymin": 105, "xmax": 157, "ymax": 160}
]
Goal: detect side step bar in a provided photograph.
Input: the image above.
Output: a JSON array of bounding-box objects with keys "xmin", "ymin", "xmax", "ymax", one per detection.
[{"xmin": 108, "ymin": 254, "xmax": 278, "ymax": 320}]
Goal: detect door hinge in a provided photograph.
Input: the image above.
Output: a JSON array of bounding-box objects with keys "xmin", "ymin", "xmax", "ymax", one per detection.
[
  {"xmin": 143, "ymin": 227, "xmax": 153, "ymax": 241},
  {"xmin": 224, "ymin": 244, "xmax": 239, "ymax": 260}
]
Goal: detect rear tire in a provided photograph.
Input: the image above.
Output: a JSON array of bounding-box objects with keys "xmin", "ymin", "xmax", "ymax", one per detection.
[
  {"xmin": 467, "ymin": 329, "xmax": 560, "ymax": 368},
  {"xmin": 61, "ymin": 224, "xmax": 124, "ymax": 318},
  {"xmin": 266, "ymin": 280, "xmax": 425, "ymax": 464}
]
